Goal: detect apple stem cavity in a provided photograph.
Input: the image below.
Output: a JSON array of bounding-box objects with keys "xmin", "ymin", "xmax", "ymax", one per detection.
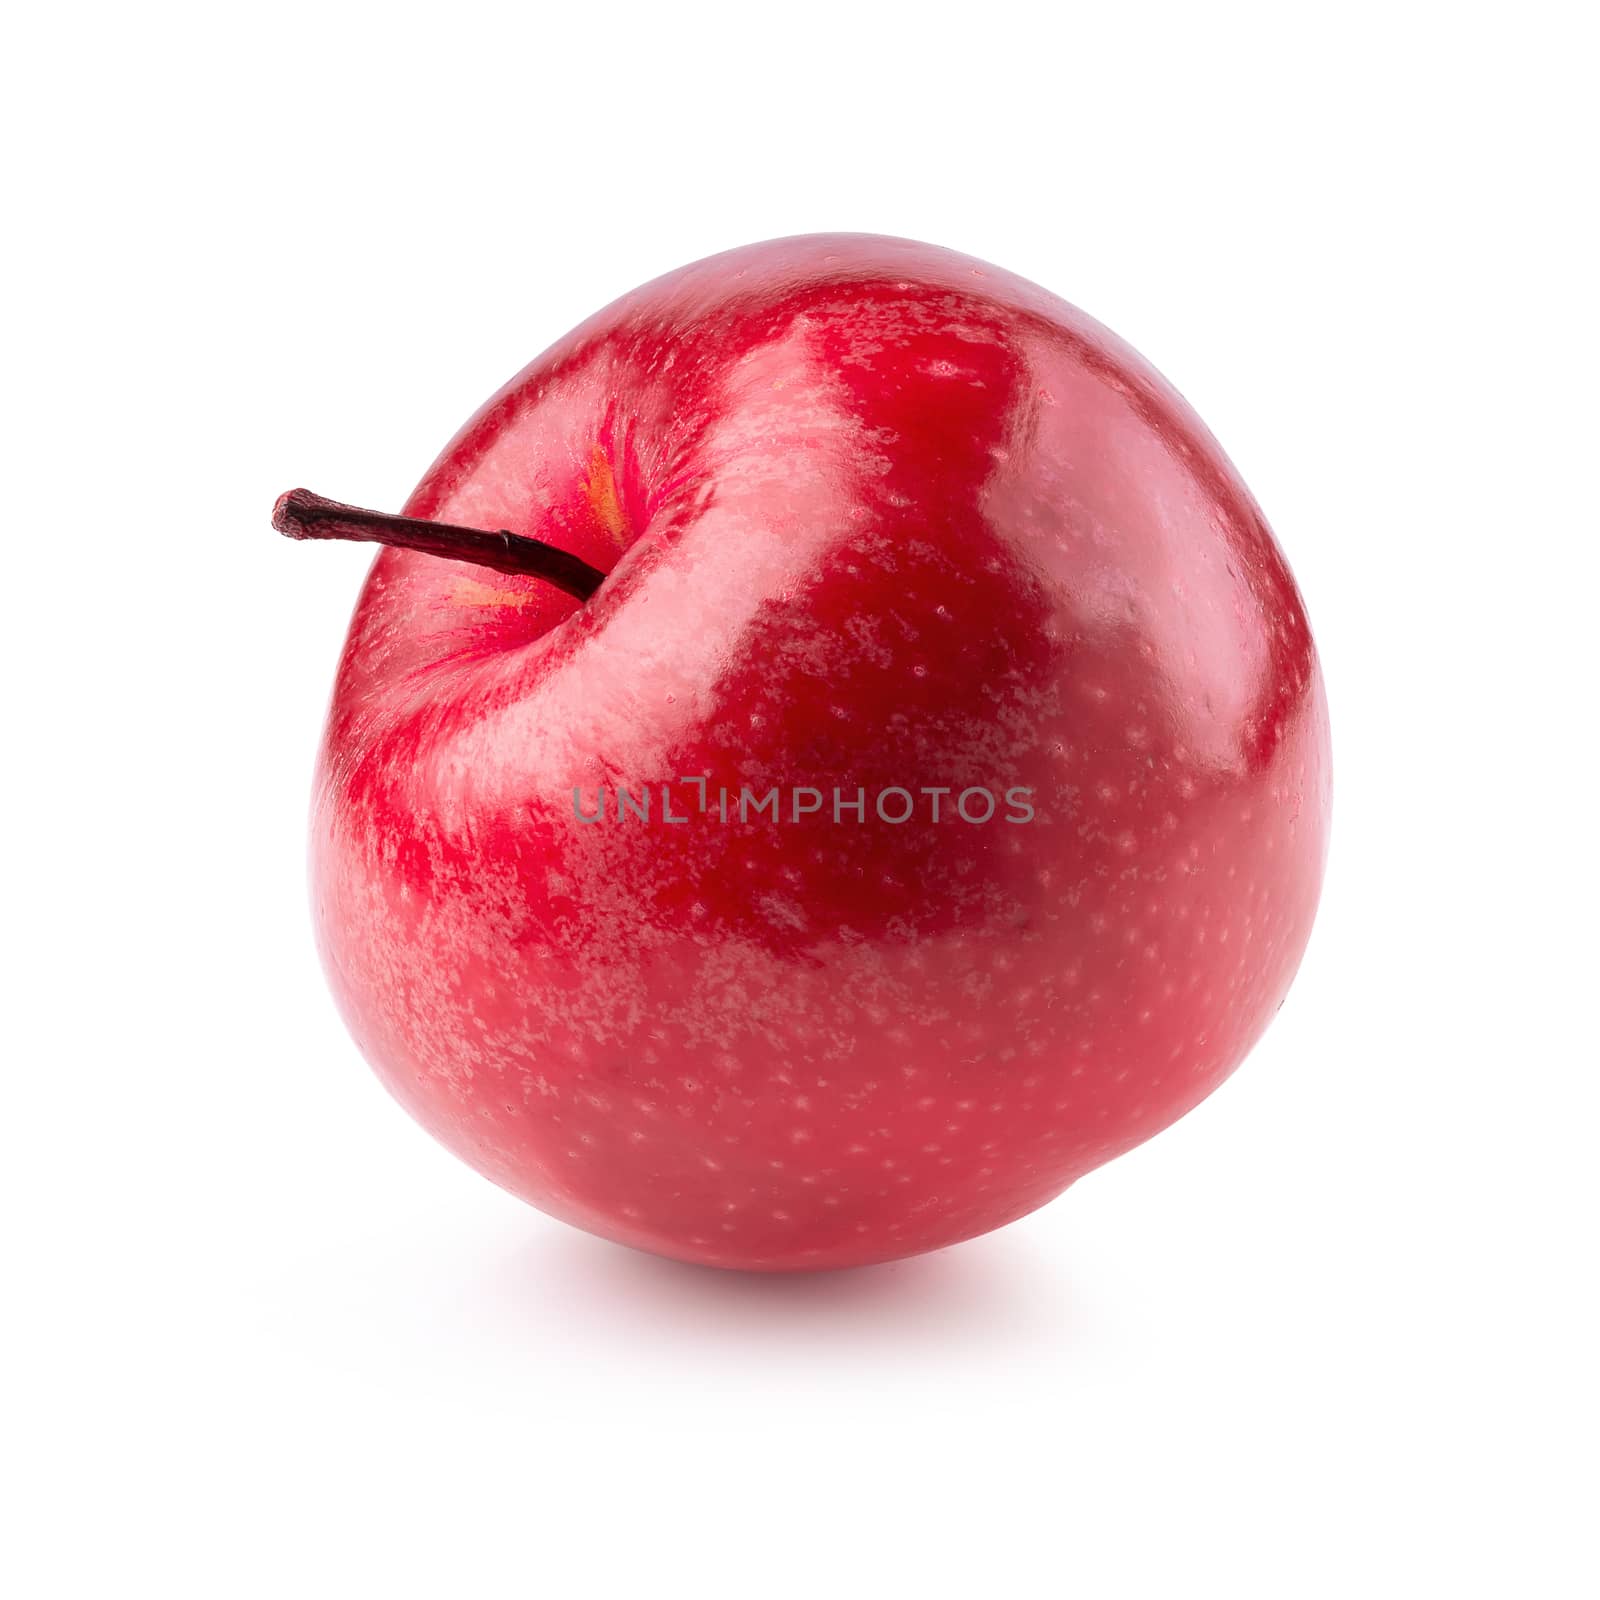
[{"xmin": 272, "ymin": 488, "xmax": 606, "ymax": 601}]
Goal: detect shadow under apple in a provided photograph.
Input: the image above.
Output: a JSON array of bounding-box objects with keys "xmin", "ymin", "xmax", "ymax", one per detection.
[{"xmin": 470, "ymin": 1216, "xmax": 1087, "ymax": 1370}]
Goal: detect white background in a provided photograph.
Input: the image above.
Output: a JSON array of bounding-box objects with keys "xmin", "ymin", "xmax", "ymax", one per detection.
[{"xmin": 6, "ymin": 4, "xmax": 1596, "ymax": 1594}]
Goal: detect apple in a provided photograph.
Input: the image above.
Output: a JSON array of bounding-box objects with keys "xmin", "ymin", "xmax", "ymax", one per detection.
[{"xmin": 277, "ymin": 234, "xmax": 1329, "ymax": 1271}]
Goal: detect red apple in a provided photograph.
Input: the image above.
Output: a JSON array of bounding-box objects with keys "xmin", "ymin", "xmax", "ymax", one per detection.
[{"xmin": 278, "ymin": 234, "xmax": 1329, "ymax": 1271}]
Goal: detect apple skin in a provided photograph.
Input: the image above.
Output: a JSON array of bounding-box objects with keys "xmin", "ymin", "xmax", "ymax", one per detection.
[{"xmin": 312, "ymin": 234, "xmax": 1329, "ymax": 1271}]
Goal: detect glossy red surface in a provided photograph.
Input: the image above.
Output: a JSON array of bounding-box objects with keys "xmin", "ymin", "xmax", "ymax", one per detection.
[{"xmin": 312, "ymin": 234, "xmax": 1329, "ymax": 1270}]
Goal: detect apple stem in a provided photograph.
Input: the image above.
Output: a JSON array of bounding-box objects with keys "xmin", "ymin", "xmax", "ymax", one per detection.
[{"xmin": 273, "ymin": 488, "xmax": 606, "ymax": 602}]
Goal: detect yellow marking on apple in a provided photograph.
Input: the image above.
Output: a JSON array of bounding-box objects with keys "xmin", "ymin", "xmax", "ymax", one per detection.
[
  {"xmin": 584, "ymin": 445, "xmax": 628, "ymax": 546},
  {"xmin": 449, "ymin": 578, "xmax": 535, "ymax": 608}
]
